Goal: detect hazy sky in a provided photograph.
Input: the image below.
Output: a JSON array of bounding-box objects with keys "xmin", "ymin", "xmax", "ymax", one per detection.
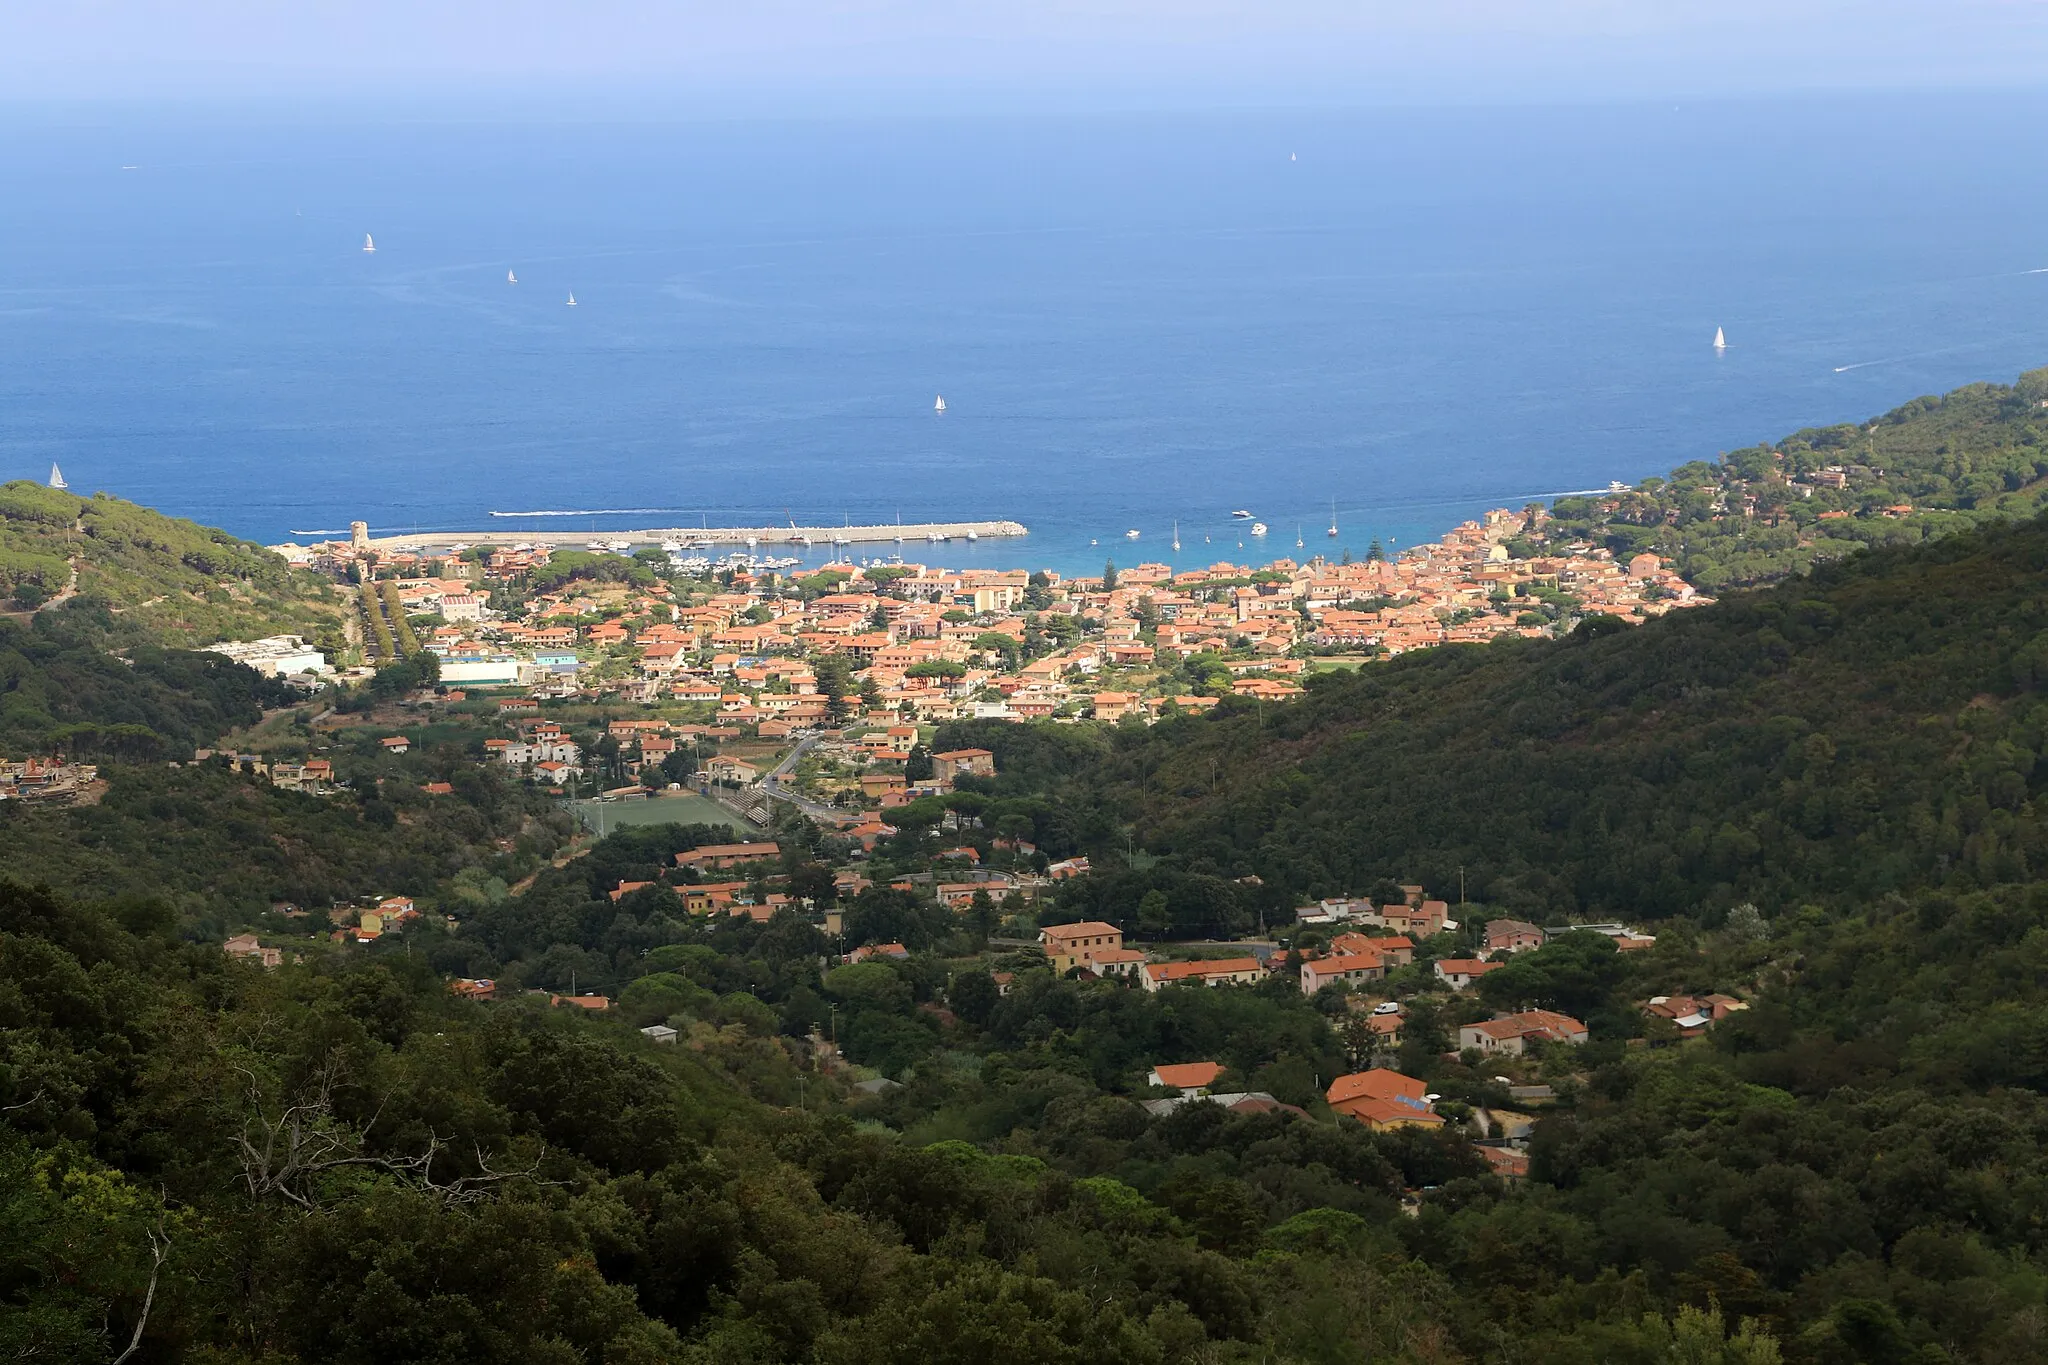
[{"xmin": 4, "ymin": 1, "xmax": 2045, "ymax": 108}]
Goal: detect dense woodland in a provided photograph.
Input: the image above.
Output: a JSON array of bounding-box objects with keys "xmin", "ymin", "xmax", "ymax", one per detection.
[
  {"xmin": 964, "ymin": 513, "xmax": 2048, "ymax": 926},
  {"xmin": 14, "ymin": 393, "xmax": 2048, "ymax": 1359}
]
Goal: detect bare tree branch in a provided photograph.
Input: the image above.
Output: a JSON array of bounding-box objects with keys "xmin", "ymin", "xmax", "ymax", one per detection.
[
  {"xmin": 229, "ymin": 1052, "xmax": 548, "ymax": 1208},
  {"xmin": 109, "ymin": 1222, "xmax": 167, "ymax": 1365}
]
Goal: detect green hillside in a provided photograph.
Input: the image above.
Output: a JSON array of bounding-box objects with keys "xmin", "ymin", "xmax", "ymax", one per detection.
[
  {"xmin": 22, "ymin": 397, "xmax": 2048, "ymax": 1362},
  {"xmin": 1556, "ymin": 366, "xmax": 2048, "ymax": 589},
  {"xmin": 975, "ymin": 512, "xmax": 2048, "ymax": 927},
  {"xmin": 0, "ymin": 481, "xmax": 343, "ymax": 650}
]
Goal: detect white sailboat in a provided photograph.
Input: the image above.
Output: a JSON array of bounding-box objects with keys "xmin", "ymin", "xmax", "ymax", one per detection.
[
  {"xmin": 1713, "ymin": 326, "xmax": 1727, "ymax": 350},
  {"xmin": 1296, "ymin": 527, "xmax": 1305, "ymax": 549},
  {"xmin": 1327, "ymin": 499, "xmax": 1339, "ymax": 537},
  {"xmin": 507, "ymin": 269, "xmax": 518, "ymax": 284},
  {"xmin": 362, "ymin": 233, "xmax": 376, "ymax": 253},
  {"xmin": 48, "ymin": 463, "xmax": 66, "ymax": 491},
  {"xmin": 934, "ymin": 395, "xmax": 947, "ymax": 413},
  {"xmin": 1172, "ymin": 520, "xmax": 1181, "ymax": 553},
  {"xmin": 566, "ymin": 292, "xmax": 577, "ymax": 307}
]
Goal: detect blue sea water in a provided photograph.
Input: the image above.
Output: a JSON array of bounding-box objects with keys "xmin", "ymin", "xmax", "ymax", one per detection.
[{"xmin": 2, "ymin": 92, "xmax": 2046, "ymax": 578}]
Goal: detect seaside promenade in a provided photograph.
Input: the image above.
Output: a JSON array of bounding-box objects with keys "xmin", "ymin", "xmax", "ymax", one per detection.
[{"xmin": 290, "ymin": 520, "xmax": 1029, "ymax": 554}]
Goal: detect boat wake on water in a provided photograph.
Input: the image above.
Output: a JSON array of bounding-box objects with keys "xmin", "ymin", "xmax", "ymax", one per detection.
[{"xmin": 490, "ymin": 508, "xmax": 695, "ymax": 517}]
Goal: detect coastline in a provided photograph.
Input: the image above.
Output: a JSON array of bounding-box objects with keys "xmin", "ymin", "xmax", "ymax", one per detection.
[{"xmin": 282, "ymin": 520, "xmax": 1030, "ymax": 555}]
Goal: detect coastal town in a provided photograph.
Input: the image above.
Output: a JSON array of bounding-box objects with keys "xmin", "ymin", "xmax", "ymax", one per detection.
[
  {"xmin": 154, "ymin": 496, "xmax": 1746, "ymax": 1175},
  {"xmin": 5, "ymin": 485, "xmax": 1748, "ymax": 1172},
  {"xmin": 256, "ymin": 501, "xmax": 1709, "ymax": 722}
]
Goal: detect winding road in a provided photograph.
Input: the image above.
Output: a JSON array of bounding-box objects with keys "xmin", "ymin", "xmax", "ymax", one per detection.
[{"xmin": 759, "ymin": 732, "xmax": 844, "ymax": 821}]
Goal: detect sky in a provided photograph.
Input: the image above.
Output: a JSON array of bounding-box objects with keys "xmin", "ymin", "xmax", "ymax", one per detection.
[{"xmin": 4, "ymin": 1, "xmax": 2047, "ymax": 110}]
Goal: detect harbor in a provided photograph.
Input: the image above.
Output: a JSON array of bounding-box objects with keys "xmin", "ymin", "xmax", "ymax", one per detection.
[{"xmin": 277, "ymin": 520, "xmax": 1030, "ymax": 555}]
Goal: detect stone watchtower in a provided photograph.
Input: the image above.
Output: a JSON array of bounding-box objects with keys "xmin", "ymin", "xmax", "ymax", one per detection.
[{"xmin": 349, "ymin": 521, "xmax": 369, "ymax": 551}]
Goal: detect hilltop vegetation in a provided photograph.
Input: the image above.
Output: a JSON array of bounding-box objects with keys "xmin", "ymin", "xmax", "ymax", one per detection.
[
  {"xmin": 1556, "ymin": 366, "xmax": 2048, "ymax": 589},
  {"xmin": 0, "ymin": 481, "xmax": 342, "ymax": 650}
]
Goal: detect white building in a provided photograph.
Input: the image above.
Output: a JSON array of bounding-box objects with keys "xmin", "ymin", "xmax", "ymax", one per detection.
[
  {"xmin": 206, "ymin": 635, "xmax": 332, "ymax": 677},
  {"xmin": 439, "ymin": 656, "xmax": 521, "ymax": 685}
]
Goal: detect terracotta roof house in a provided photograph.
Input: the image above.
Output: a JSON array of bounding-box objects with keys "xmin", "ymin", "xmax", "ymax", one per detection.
[
  {"xmin": 1326, "ymin": 1068, "xmax": 1427, "ymax": 1110},
  {"xmin": 1300, "ymin": 950, "xmax": 1385, "ymax": 994},
  {"xmin": 1481, "ymin": 1146, "xmax": 1531, "ymax": 1180},
  {"xmin": 1458, "ymin": 1010, "xmax": 1589, "ymax": 1056},
  {"xmin": 1333, "ymin": 931, "xmax": 1414, "ymax": 965},
  {"xmin": 1326, "ymin": 1070, "xmax": 1444, "ymax": 1129},
  {"xmin": 930, "ymin": 748, "xmax": 996, "ymax": 785},
  {"xmin": 1040, "ymin": 920, "xmax": 1125, "ymax": 972},
  {"xmin": 1147, "ymin": 1061, "xmax": 1225, "ymax": 1092},
  {"xmin": 1484, "ymin": 919, "xmax": 1545, "ymax": 954},
  {"xmin": 1140, "ymin": 957, "xmax": 1264, "ymax": 992},
  {"xmin": 676, "ymin": 841, "xmax": 781, "ymax": 870},
  {"xmin": 1434, "ymin": 958, "xmax": 1503, "ymax": 991},
  {"xmin": 1641, "ymin": 993, "xmax": 1748, "ymax": 1037}
]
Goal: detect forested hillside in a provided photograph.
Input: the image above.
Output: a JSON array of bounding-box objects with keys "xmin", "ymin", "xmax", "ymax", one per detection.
[
  {"xmin": 21, "ymin": 422, "xmax": 2048, "ymax": 1360},
  {"xmin": 981, "ymin": 513, "xmax": 2048, "ymax": 927},
  {"xmin": 0, "ymin": 602, "xmax": 304, "ymax": 758},
  {"xmin": 1550, "ymin": 367, "xmax": 2048, "ymax": 588},
  {"xmin": 0, "ymin": 481, "xmax": 342, "ymax": 649}
]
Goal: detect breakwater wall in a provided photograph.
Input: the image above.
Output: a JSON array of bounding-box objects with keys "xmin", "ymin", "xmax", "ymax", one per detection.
[{"xmin": 285, "ymin": 521, "xmax": 1030, "ymax": 553}]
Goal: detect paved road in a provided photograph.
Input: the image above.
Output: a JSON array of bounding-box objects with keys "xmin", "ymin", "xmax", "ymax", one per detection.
[{"xmin": 759, "ymin": 733, "xmax": 844, "ymax": 821}]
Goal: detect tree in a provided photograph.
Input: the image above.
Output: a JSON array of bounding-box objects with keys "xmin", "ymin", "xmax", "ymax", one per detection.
[
  {"xmin": 965, "ymin": 889, "xmax": 998, "ymax": 943},
  {"xmin": 1475, "ymin": 931, "xmax": 1629, "ymax": 1020},
  {"xmin": 973, "ymin": 632, "xmax": 1021, "ymax": 667},
  {"xmin": 1102, "ymin": 560, "xmax": 1118, "ymax": 590},
  {"xmin": 814, "ymin": 655, "xmax": 855, "ymax": 723},
  {"xmin": 659, "ymin": 747, "xmax": 698, "ymax": 785},
  {"xmin": 788, "ymin": 860, "xmax": 838, "ymax": 907},
  {"xmin": 949, "ymin": 969, "xmax": 999, "ymax": 1026},
  {"xmin": 1136, "ymin": 890, "xmax": 1170, "ymax": 938}
]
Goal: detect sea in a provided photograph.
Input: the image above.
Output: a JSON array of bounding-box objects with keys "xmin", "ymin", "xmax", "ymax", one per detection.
[{"xmin": 3, "ymin": 90, "xmax": 2047, "ymax": 579}]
